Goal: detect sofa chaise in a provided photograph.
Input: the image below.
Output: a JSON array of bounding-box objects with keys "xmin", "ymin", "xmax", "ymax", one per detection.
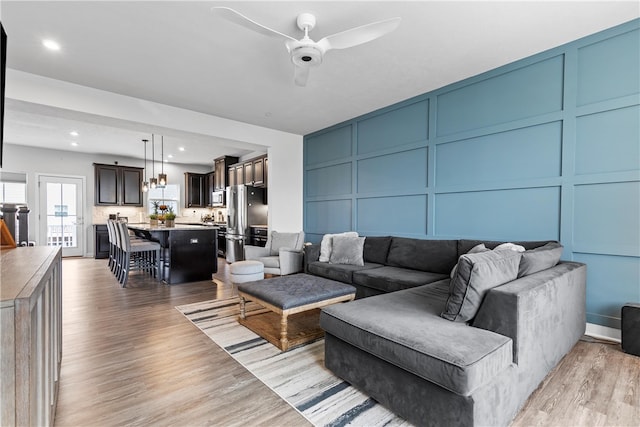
[{"xmin": 303, "ymin": 236, "xmax": 586, "ymax": 426}]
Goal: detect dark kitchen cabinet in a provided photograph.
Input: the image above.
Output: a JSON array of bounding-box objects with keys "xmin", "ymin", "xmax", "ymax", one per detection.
[
  {"xmin": 234, "ymin": 164, "xmax": 244, "ymax": 186},
  {"xmin": 228, "ymin": 155, "xmax": 268, "ymax": 188},
  {"xmin": 185, "ymin": 172, "xmax": 205, "ymax": 208},
  {"xmin": 243, "ymin": 161, "xmax": 253, "ymax": 184},
  {"xmin": 252, "ymin": 157, "xmax": 265, "ymax": 187},
  {"xmin": 94, "ymin": 163, "xmax": 143, "ymax": 206},
  {"xmin": 204, "ymin": 172, "xmax": 215, "ymax": 207},
  {"xmin": 214, "ymin": 156, "xmax": 239, "ymax": 190},
  {"xmin": 94, "ymin": 224, "xmax": 110, "ymax": 259}
]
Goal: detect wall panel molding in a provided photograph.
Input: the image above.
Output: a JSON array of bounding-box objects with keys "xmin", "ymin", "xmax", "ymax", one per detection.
[{"xmin": 303, "ymin": 19, "xmax": 640, "ymax": 329}]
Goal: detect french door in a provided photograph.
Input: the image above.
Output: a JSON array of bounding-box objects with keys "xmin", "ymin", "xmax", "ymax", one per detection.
[{"xmin": 38, "ymin": 175, "xmax": 85, "ymax": 257}]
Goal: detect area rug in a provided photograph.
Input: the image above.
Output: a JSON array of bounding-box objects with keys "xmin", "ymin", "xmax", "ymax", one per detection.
[{"xmin": 176, "ymin": 297, "xmax": 411, "ymax": 427}]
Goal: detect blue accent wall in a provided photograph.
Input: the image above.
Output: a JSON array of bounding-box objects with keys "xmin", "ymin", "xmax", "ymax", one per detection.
[{"xmin": 304, "ymin": 20, "xmax": 640, "ymax": 329}]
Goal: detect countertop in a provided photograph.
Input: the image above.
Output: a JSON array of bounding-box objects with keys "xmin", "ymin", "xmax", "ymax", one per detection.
[{"xmin": 127, "ymin": 223, "xmax": 219, "ymax": 232}]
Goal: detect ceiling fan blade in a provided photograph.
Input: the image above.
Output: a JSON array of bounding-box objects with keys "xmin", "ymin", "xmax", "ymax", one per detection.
[
  {"xmin": 294, "ymin": 64, "xmax": 311, "ymax": 87},
  {"xmin": 317, "ymin": 17, "xmax": 401, "ymax": 52},
  {"xmin": 212, "ymin": 7, "xmax": 297, "ymax": 42}
]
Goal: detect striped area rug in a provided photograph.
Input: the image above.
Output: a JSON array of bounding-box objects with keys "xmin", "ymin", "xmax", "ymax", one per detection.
[{"xmin": 176, "ymin": 296, "xmax": 411, "ymax": 427}]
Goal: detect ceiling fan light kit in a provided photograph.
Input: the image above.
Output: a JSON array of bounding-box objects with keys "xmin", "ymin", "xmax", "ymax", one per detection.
[{"xmin": 212, "ymin": 7, "xmax": 400, "ymax": 86}]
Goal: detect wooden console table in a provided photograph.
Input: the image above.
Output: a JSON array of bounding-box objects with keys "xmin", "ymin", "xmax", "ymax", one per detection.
[{"xmin": 1, "ymin": 246, "xmax": 62, "ymax": 426}]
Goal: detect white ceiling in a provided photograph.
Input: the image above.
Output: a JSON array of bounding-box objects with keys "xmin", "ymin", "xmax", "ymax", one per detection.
[{"xmin": 1, "ymin": 1, "xmax": 638, "ymax": 166}]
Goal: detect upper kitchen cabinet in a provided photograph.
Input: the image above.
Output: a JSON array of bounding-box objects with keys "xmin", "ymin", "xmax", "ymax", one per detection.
[
  {"xmin": 214, "ymin": 156, "xmax": 239, "ymax": 191},
  {"xmin": 204, "ymin": 172, "xmax": 215, "ymax": 207},
  {"xmin": 228, "ymin": 154, "xmax": 268, "ymax": 187},
  {"xmin": 94, "ymin": 163, "xmax": 143, "ymax": 206},
  {"xmin": 185, "ymin": 172, "xmax": 205, "ymax": 208}
]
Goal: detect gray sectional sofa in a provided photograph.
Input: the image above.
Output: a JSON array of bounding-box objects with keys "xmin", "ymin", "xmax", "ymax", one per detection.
[{"xmin": 304, "ymin": 236, "xmax": 587, "ymax": 426}]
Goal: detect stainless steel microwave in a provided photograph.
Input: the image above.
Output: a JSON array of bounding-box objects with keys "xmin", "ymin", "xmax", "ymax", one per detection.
[{"xmin": 211, "ymin": 190, "xmax": 225, "ymax": 207}]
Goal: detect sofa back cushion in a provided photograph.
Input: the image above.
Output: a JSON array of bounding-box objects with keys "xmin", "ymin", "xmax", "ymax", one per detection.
[
  {"xmin": 363, "ymin": 236, "xmax": 392, "ymax": 264},
  {"xmin": 270, "ymin": 231, "xmax": 305, "ymax": 255},
  {"xmin": 518, "ymin": 242, "xmax": 563, "ymax": 277},
  {"xmin": 386, "ymin": 238, "xmax": 458, "ymax": 274},
  {"xmin": 442, "ymin": 249, "xmax": 523, "ymax": 322}
]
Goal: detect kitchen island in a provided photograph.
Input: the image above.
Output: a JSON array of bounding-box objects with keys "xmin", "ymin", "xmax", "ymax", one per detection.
[{"xmin": 127, "ymin": 224, "xmax": 217, "ymax": 284}]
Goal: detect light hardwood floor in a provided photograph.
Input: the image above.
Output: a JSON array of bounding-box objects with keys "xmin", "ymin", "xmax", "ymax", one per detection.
[{"xmin": 54, "ymin": 257, "xmax": 639, "ymax": 426}]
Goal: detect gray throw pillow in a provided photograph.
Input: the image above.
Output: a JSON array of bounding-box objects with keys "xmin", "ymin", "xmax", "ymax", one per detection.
[
  {"xmin": 442, "ymin": 249, "xmax": 522, "ymax": 322},
  {"xmin": 329, "ymin": 235, "xmax": 365, "ymax": 266},
  {"xmin": 319, "ymin": 232, "xmax": 358, "ymax": 262},
  {"xmin": 518, "ymin": 242, "xmax": 563, "ymax": 277},
  {"xmin": 450, "ymin": 243, "xmax": 490, "ymax": 278}
]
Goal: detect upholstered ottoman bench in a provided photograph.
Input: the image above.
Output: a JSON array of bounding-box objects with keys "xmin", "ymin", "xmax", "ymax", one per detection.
[{"xmin": 237, "ymin": 273, "xmax": 356, "ymax": 351}]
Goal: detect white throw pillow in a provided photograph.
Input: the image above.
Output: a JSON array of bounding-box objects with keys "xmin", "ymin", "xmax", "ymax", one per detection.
[
  {"xmin": 319, "ymin": 231, "xmax": 358, "ymax": 262},
  {"xmin": 494, "ymin": 242, "xmax": 526, "ymax": 252}
]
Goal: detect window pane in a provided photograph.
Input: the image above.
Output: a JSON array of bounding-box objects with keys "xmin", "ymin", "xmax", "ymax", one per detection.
[{"xmin": 2, "ymin": 183, "xmax": 27, "ymax": 203}]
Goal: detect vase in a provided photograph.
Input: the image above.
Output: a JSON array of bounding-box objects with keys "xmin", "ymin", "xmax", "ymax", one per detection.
[
  {"xmin": 165, "ymin": 219, "xmax": 175, "ymax": 227},
  {"xmin": 150, "ymin": 219, "xmax": 158, "ymax": 227}
]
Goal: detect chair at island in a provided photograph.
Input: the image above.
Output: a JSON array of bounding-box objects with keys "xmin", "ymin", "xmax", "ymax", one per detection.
[
  {"xmin": 244, "ymin": 230, "xmax": 305, "ymax": 276},
  {"xmin": 109, "ymin": 220, "xmax": 162, "ymax": 287}
]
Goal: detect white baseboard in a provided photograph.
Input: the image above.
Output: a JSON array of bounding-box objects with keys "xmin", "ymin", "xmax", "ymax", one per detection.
[{"xmin": 585, "ymin": 322, "xmax": 621, "ymax": 343}]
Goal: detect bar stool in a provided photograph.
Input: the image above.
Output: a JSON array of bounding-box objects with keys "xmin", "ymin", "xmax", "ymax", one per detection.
[
  {"xmin": 106, "ymin": 220, "xmax": 117, "ymax": 274},
  {"xmin": 114, "ymin": 221, "xmax": 162, "ymax": 287}
]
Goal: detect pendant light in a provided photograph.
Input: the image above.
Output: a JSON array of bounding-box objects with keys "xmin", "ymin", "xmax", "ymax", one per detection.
[
  {"xmin": 150, "ymin": 134, "xmax": 158, "ymax": 189},
  {"xmin": 158, "ymin": 135, "xmax": 167, "ymax": 186},
  {"xmin": 141, "ymin": 139, "xmax": 149, "ymax": 192}
]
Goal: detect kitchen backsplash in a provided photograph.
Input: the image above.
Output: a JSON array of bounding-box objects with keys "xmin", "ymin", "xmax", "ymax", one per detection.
[{"xmin": 93, "ymin": 206, "xmax": 227, "ymax": 224}]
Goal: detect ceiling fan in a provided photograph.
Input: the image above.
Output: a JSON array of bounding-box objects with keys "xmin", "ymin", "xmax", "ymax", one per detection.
[{"xmin": 212, "ymin": 7, "xmax": 401, "ymax": 86}]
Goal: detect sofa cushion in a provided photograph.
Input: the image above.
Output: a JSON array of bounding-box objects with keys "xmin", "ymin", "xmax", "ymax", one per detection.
[
  {"xmin": 319, "ymin": 232, "xmax": 358, "ymax": 262},
  {"xmin": 363, "ymin": 236, "xmax": 392, "ymax": 264},
  {"xmin": 442, "ymin": 250, "xmax": 523, "ymax": 323},
  {"xmin": 257, "ymin": 256, "xmax": 280, "ymax": 269},
  {"xmin": 518, "ymin": 242, "xmax": 563, "ymax": 277},
  {"xmin": 353, "ymin": 266, "xmax": 448, "ymax": 293},
  {"xmin": 330, "ymin": 235, "xmax": 365, "ymax": 266},
  {"xmin": 386, "ymin": 238, "xmax": 458, "ymax": 274},
  {"xmin": 307, "ymin": 261, "xmax": 382, "ymax": 284},
  {"xmin": 320, "ymin": 283, "xmax": 513, "ymax": 396}
]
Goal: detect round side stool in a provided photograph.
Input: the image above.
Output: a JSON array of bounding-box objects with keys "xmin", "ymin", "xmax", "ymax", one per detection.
[{"xmin": 229, "ymin": 260, "xmax": 265, "ymax": 285}]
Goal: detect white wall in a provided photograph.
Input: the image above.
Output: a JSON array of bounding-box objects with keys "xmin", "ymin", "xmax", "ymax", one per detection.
[{"xmin": 5, "ymin": 70, "xmax": 304, "ymax": 250}]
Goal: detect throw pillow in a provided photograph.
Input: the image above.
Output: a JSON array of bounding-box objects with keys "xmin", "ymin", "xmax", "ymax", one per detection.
[
  {"xmin": 442, "ymin": 249, "xmax": 523, "ymax": 323},
  {"xmin": 329, "ymin": 235, "xmax": 365, "ymax": 266},
  {"xmin": 319, "ymin": 231, "xmax": 358, "ymax": 262},
  {"xmin": 494, "ymin": 242, "xmax": 526, "ymax": 252},
  {"xmin": 518, "ymin": 242, "xmax": 563, "ymax": 277},
  {"xmin": 450, "ymin": 243, "xmax": 489, "ymax": 278}
]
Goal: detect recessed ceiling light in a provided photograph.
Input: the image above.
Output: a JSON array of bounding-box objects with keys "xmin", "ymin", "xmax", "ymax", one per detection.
[
  {"xmin": 178, "ymin": 147, "xmax": 185, "ymax": 151},
  {"xmin": 70, "ymin": 131, "xmax": 79, "ymax": 137},
  {"xmin": 167, "ymin": 154, "xmax": 174, "ymax": 158},
  {"xmin": 42, "ymin": 39, "xmax": 61, "ymax": 51},
  {"xmin": 70, "ymin": 142, "xmax": 78, "ymax": 147}
]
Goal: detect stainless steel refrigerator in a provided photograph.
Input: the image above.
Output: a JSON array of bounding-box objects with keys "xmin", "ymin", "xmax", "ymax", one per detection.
[{"xmin": 226, "ymin": 185, "xmax": 267, "ymax": 263}]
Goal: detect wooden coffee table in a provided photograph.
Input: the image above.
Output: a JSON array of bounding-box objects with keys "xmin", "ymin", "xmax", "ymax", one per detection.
[{"xmin": 237, "ymin": 273, "xmax": 356, "ymax": 351}]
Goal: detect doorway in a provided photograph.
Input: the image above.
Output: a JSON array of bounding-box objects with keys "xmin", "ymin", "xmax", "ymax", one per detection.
[{"xmin": 38, "ymin": 175, "xmax": 85, "ymax": 257}]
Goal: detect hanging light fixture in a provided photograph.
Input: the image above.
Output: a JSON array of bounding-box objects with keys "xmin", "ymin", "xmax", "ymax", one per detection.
[
  {"xmin": 158, "ymin": 135, "xmax": 167, "ymax": 186},
  {"xmin": 141, "ymin": 139, "xmax": 149, "ymax": 192},
  {"xmin": 150, "ymin": 134, "xmax": 158, "ymax": 189}
]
